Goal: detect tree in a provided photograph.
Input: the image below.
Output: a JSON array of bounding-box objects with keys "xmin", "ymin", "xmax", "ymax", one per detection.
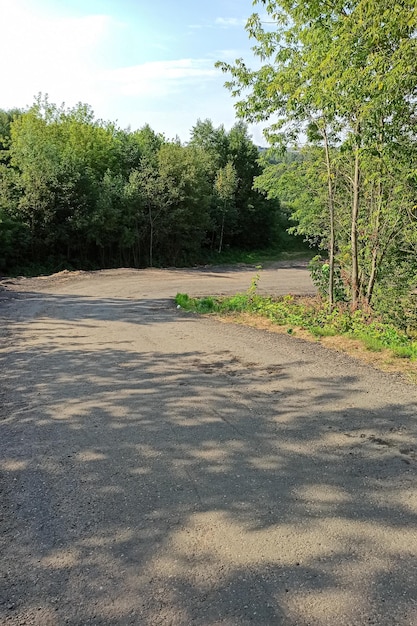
[
  {"xmin": 190, "ymin": 118, "xmax": 277, "ymax": 252},
  {"xmin": 217, "ymin": 0, "xmax": 417, "ymax": 309},
  {"xmin": 0, "ymin": 108, "xmax": 22, "ymax": 163},
  {"xmin": 189, "ymin": 119, "xmax": 229, "ymax": 175},
  {"xmin": 214, "ymin": 161, "xmax": 238, "ymax": 253},
  {"xmin": 0, "ymin": 94, "xmax": 287, "ymax": 273},
  {"xmin": 7, "ymin": 96, "xmax": 125, "ymax": 264},
  {"xmin": 157, "ymin": 143, "xmax": 211, "ymax": 264}
]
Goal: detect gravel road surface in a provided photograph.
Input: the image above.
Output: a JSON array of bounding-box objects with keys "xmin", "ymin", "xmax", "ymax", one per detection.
[{"xmin": 0, "ymin": 264, "xmax": 416, "ymax": 625}]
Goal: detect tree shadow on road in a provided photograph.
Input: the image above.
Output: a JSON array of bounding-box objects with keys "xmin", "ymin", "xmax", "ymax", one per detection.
[
  {"xmin": 1, "ymin": 290, "xmax": 178, "ymax": 324},
  {"xmin": 0, "ymin": 328, "xmax": 416, "ymax": 624}
]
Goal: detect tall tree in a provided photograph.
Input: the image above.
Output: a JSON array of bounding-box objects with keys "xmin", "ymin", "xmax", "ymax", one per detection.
[
  {"xmin": 189, "ymin": 119, "xmax": 229, "ymax": 175},
  {"xmin": 0, "ymin": 95, "xmax": 286, "ymax": 273},
  {"xmin": 217, "ymin": 0, "xmax": 417, "ymax": 308},
  {"xmin": 214, "ymin": 161, "xmax": 238, "ymax": 253}
]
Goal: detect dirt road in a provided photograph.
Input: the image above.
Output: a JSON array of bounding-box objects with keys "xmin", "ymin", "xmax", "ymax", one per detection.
[{"xmin": 1, "ymin": 264, "xmax": 416, "ymax": 625}]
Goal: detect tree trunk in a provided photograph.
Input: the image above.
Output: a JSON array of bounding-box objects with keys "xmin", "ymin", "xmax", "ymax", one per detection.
[
  {"xmin": 323, "ymin": 127, "xmax": 335, "ymax": 308},
  {"xmin": 366, "ymin": 247, "xmax": 379, "ymax": 305},
  {"xmin": 218, "ymin": 212, "xmax": 225, "ymax": 254},
  {"xmin": 366, "ymin": 181, "xmax": 382, "ymax": 305},
  {"xmin": 211, "ymin": 229, "xmax": 216, "ymax": 250},
  {"xmin": 351, "ymin": 143, "xmax": 360, "ymax": 308},
  {"xmin": 149, "ymin": 206, "xmax": 153, "ymax": 267}
]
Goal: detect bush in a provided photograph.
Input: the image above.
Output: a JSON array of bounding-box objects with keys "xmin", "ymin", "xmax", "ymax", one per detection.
[{"xmin": 308, "ymin": 255, "xmax": 347, "ymax": 302}]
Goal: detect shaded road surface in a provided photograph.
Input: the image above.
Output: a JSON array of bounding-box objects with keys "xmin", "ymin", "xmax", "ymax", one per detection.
[{"xmin": 0, "ymin": 265, "xmax": 417, "ymax": 625}]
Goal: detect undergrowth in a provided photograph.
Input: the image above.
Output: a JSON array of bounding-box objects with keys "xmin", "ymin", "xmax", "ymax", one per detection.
[
  {"xmin": 175, "ymin": 291, "xmax": 417, "ymax": 361},
  {"xmin": 200, "ymin": 246, "xmax": 315, "ymax": 266}
]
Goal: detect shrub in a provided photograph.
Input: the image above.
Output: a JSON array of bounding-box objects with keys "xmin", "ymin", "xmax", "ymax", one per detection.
[{"xmin": 308, "ymin": 255, "xmax": 347, "ymax": 302}]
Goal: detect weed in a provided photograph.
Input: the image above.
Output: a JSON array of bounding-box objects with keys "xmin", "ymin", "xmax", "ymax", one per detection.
[
  {"xmin": 308, "ymin": 255, "xmax": 347, "ymax": 302},
  {"xmin": 392, "ymin": 346, "xmax": 414, "ymax": 359},
  {"xmin": 359, "ymin": 335, "xmax": 384, "ymax": 352},
  {"xmin": 309, "ymin": 325, "xmax": 337, "ymax": 338},
  {"xmin": 176, "ymin": 287, "xmax": 416, "ymax": 362},
  {"xmin": 225, "ymin": 294, "xmax": 249, "ymax": 311},
  {"xmin": 175, "ymin": 293, "xmax": 190, "ymax": 308},
  {"xmin": 247, "ymin": 265, "xmax": 262, "ymax": 302}
]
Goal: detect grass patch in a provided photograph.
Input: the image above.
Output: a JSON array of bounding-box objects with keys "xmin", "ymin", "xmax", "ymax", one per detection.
[
  {"xmin": 175, "ymin": 293, "xmax": 217, "ymax": 313},
  {"xmin": 391, "ymin": 345, "xmax": 416, "ymax": 359},
  {"xmin": 309, "ymin": 325, "xmax": 338, "ymax": 338},
  {"xmin": 359, "ymin": 335, "xmax": 384, "ymax": 352},
  {"xmin": 175, "ymin": 291, "xmax": 417, "ymax": 365},
  {"xmin": 200, "ymin": 245, "xmax": 315, "ymax": 266}
]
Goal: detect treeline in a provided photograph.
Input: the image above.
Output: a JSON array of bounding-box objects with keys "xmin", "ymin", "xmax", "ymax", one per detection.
[{"xmin": 0, "ymin": 95, "xmax": 283, "ymax": 274}]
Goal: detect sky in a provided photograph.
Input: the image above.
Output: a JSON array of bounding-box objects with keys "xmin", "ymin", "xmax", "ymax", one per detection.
[{"xmin": 2, "ymin": 0, "xmax": 269, "ymax": 144}]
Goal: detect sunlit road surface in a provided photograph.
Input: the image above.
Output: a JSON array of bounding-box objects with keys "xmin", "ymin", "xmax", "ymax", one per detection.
[{"xmin": 0, "ymin": 265, "xmax": 416, "ymax": 625}]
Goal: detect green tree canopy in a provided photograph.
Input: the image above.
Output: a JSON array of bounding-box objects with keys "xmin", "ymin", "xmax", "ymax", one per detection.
[{"xmin": 217, "ymin": 0, "xmax": 417, "ymax": 308}]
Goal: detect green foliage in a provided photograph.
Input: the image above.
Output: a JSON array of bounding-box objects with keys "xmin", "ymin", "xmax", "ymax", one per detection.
[
  {"xmin": 201, "ymin": 245, "xmax": 313, "ymax": 266},
  {"xmin": 371, "ymin": 259, "xmax": 417, "ymax": 332},
  {"xmin": 256, "ymin": 147, "xmax": 329, "ymax": 250},
  {"xmin": 0, "ymin": 95, "xmax": 290, "ymax": 274},
  {"xmin": 175, "ymin": 293, "xmax": 217, "ymax": 313},
  {"xmin": 246, "ymin": 264, "xmax": 263, "ymax": 304},
  {"xmin": 214, "ymin": 161, "xmax": 238, "ymax": 204},
  {"xmin": 0, "ymin": 209, "xmax": 30, "ymax": 271},
  {"xmin": 392, "ymin": 345, "xmax": 417, "ymax": 360},
  {"xmin": 309, "ymin": 325, "xmax": 337, "ymax": 338},
  {"xmin": 308, "ymin": 255, "xmax": 346, "ymax": 302},
  {"xmin": 175, "ymin": 293, "xmax": 191, "ymax": 309},
  {"xmin": 191, "ymin": 119, "xmax": 281, "ymax": 252},
  {"xmin": 177, "ymin": 287, "xmax": 417, "ymax": 360},
  {"xmin": 217, "ymin": 0, "xmax": 417, "ymax": 311},
  {"xmin": 359, "ymin": 336, "xmax": 384, "ymax": 352}
]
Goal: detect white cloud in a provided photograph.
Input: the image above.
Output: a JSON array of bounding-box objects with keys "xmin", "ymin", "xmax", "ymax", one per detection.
[
  {"xmin": 0, "ymin": 1, "xmax": 111, "ymax": 109},
  {"xmin": 0, "ymin": 1, "xmax": 267, "ymax": 143},
  {"xmin": 189, "ymin": 17, "xmax": 247, "ymax": 31},
  {"xmin": 100, "ymin": 59, "xmax": 219, "ymax": 99},
  {"xmin": 207, "ymin": 49, "xmax": 243, "ymax": 61},
  {"xmin": 0, "ymin": 1, "xmax": 220, "ymax": 113},
  {"xmin": 215, "ymin": 17, "xmax": 246, "ymax": 28}
]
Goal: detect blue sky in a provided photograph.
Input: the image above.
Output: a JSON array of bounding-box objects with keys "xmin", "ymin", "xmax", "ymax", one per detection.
[{"xmin": 2, "ymin": 0, "xmax": 268, "ymax": 144}]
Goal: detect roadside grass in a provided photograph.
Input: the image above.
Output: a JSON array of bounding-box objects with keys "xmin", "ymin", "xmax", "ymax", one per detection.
[
  {"xmin": 200, "ymin": 246, "xmax": 316, "ymax": 266},
  {"xmin": 175, "ymin": 291, "xmax": 417, "ymax": 379}
]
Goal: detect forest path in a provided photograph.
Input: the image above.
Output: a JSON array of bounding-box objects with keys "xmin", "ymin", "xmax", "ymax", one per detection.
[{"xmin": 0, "ymin": 264, "xmax": 416, "ymax": 625}]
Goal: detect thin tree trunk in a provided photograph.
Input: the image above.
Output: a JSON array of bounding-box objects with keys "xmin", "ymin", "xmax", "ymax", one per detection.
[
  {"xmin": 366, "ymin": 118, "xmax": 386, "ymax": 306},
  {"xmin": 211, "ymin": 229, "xmax": 216, "ymax": 250},
  {"xmin": 218, "ymin": 212, "xmax": 225, "ymax": 254},
  {"xmin": 351, "ymin": 143, "xmax": 360, "ymax": 308},
  {"xmin": 149, "ymin": 206, "xmax": 153, "ymax": 267},
  {"xmin": 366, "ymin": 247, "xmax": 379, "ymax": 305},
  {"xmin": 323, "ymin": 127, "xmax": 335, "ymax": 308},
  {"xmin": 366, "ymin": 181, "xmax": 382, "ymax": 305}
]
